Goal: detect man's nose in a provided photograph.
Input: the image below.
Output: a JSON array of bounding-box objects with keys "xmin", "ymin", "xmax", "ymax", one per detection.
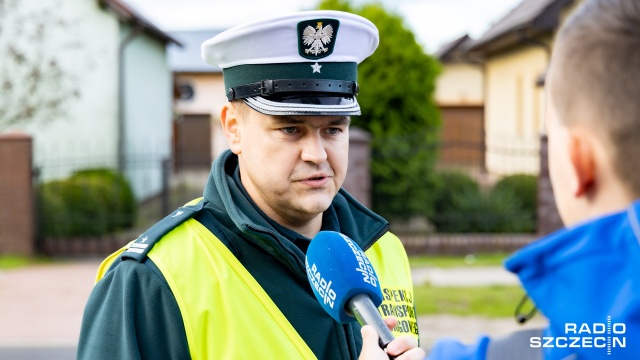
[{"xmin": 300, "ymin": 132, "xmax": 328, "ymax": 163}]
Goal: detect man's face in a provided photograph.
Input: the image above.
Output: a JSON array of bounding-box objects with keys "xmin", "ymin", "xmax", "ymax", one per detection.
[{"xmin": 233, "ymin": 107, "xmax": 350, "ymax": 226}]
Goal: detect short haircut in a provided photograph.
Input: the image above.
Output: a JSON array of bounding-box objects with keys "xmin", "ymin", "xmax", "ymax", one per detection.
[{"xmin": 550, "ymin": 0, "xmax": 640, "ymax": 195}]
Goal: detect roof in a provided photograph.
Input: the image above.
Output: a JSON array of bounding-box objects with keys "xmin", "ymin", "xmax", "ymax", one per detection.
[
  {"xmin": 98, "ymin": 0, "xmax": 180, "ymax": 45},
  {"xmin": 470, "ymin": 0, "xmax": 574, "ymax": 54},
  {"xmin": 168, "ymin": 30, "xmax": 224, "ymax": 73},
  {"xmin": 435, "ymin": 34, "xmax": 478, "ymax": 62}
]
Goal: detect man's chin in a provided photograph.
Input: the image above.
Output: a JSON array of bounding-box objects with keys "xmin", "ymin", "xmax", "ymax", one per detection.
[{"xmin": 297, "ymin": 197, "xmax": 334, "ymax": 215}]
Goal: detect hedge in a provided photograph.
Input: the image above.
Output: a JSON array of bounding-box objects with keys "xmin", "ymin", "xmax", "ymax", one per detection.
[
  {"xmin": 430, "ymin": 172, "xmax": 536, "ymax": 233},
  {"xmin": 38, "ymin": 168, "xmax": 137, "ymax": 237}
]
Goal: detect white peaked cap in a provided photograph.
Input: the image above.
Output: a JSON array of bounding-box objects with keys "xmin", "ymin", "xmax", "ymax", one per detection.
[
  {"xmin": 202, "ymin": 10, "xmax": 379, "ymax": 68},
  {"xmin": 200, "ymin": 10, "xmax": 379, "ymax": 116}
]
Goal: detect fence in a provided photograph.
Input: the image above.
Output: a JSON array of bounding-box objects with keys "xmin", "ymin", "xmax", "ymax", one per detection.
[
  {"xmin": 33, "ymin": 152, "xmax": 206, "ymax": 256},
  {"xmin": 0, "ymin": 134, "xmax": 561, "ymax": 257},
  {"xmin": 398, "ymin": 232, "xmax": 537, "ymax": 256}
]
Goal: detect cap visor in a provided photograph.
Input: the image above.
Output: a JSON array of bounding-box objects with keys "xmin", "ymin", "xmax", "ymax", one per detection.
[{"xmin": 243, "ymin": 95, "xmax": 361, "ymax": 116}]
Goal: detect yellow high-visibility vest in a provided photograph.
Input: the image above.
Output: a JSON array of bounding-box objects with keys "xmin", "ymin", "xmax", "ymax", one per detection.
[{"xmin": 97, "ymin": 220, "xmax": 417, "ymax": 359}]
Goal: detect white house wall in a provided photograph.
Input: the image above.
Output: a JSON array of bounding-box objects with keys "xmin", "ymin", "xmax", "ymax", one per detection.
[
  {"xmin": 485, "ymin": 45, "xmax": 547, "ymax": 175},
  {"xmin": 121, "ymin": 26, "xmax": 173, "ymax": 201},
  {"xmin": 435, "ymin": 63, "xmax": 484, "ymax": 106},
  {"xmin": 6, "ymin": 0, "xmax": 119, "ymax": 179}
]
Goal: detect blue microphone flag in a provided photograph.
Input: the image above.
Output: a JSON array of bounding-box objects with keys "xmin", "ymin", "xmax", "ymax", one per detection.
[{"xmin": 305, "ymin": 231, "xmax": 383, "ymax": 323}]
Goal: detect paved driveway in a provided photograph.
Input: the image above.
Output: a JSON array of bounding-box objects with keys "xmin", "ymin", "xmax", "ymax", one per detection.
[
  {"xmin": 0, "ymin": 260, "xmax": 100, "ymax": 359},
  {"xmin": 0, "ymin": 260, "xmax": 546, "ymax": 359}
]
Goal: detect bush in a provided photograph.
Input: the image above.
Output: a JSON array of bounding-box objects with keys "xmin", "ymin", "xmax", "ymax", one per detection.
[
  {"xmin": 493, "ymin": 174, "xmax": 537, "ymax": 215},
  {"xmin": 443, "ymin": 188, "xmax": 535, "ymax": 233},
  {"xmin": 429, "ymin": 172, "xmax": 536, "ymax": 233},
  {"xmin": 59, "ymin": 176, "xmax": 110, "ymax": 236},
  {"xmin": 430, "ymin": 172, "xmax": 480, "ymax": 231},
  {"xmin": 38, "ymin": 180, "xmax": 69, "ymax": 237},
  {"xmin": 38, "ymin": 168, "xmax": 137, "ymax": 238},
  {"xmin": 71, "ymin": 169, "xmax": 137, "ymax": 229}
]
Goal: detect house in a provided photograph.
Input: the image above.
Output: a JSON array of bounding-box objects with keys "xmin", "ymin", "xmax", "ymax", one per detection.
[
  {"xmin": 469, "ymin": 0, "xmax": 583, "ymax": 175},
  {"xmin": 2, "ymin": 0, "xmax": 179, "ymax": 200},
  {"xmin": 434, "ymin": 34, "xmax": 485, "ymax": 172},
  {"xmin": 167, "ymin": 30, "xmax": 228, "ymax": 172}
]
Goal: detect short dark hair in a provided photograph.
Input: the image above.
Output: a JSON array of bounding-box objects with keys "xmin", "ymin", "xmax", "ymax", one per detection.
[{"xmin": 550, "ymin": 0, "xmax": 640, "ymax": 194}]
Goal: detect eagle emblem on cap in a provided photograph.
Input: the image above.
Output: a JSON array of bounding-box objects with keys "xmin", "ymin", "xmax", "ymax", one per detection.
[
  {"xmin": 297, "ymin": 18, "xmax": 340, "ymax": 60},
  {"xmin": 302, "ymin": 22, "xmax": 333, "ymax": 56}
]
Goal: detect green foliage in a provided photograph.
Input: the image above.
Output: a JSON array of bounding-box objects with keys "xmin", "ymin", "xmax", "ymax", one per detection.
[
  {"xmin": 493, "ymin": 174, "xmax": 537, "ymax": 215},
  {"xmin": 430, "ymin": 171, "xmax": 480, "ymax": 230},
  {"xmin": 38, "ymin": 180, "xmax": 69, "ymax": 237},
  {"xmin": 72, "ymin": 169, "xmax": 137, "ymax": 229},
  {"xmin": 38, "ymin": 169, "xmax": 137, "ymax": 238},
  {"xmin": 429, "ymin": 172, "xmax": 536, "ymax": 233},
  {"xmin": 318, "ymin": 0, "xmax": 442, "ymax": 220},
  {"xmin": 445, "ymin": 188, "xmax": 535, "ymax": 233}
]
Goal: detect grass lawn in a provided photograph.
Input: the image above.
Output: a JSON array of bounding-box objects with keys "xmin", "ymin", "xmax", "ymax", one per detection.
[
  {"xmin": 0, "ymin": 255, "xmax": 54, "ymax": 270},
  {"xmin": 408, "ymin": 252, "xmax": 510, "ymax": 268},
  {"xmin": 410, "ymin": 253, "xmax": 525, "ymax": 318},
  {"xmin": 413, "ymin": 282, "xmax": 526, "ymax": 318}
]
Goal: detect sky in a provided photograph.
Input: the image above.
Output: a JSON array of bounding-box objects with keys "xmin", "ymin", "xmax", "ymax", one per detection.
[{"xmin": 122, "ymin": 0, "xmax": 523, "ymax": 53}]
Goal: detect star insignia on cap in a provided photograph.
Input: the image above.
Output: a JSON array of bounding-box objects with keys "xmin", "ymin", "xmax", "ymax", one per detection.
[{"xmin": 311, "ymin": 62, "xmax": 322, "ymax": 73}]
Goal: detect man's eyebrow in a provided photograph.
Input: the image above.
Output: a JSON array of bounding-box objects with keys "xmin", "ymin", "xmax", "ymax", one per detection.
[
  {"xmin": 272, "ymin": 116, "xmax": 305, "ymax": 125},
  {"xmin": 328, "ymin": 117, "xmax": 351, "ymax": 126},
  {"xmin": 271, "ymin": 116, "xmax": 351, "ymax": 126}
]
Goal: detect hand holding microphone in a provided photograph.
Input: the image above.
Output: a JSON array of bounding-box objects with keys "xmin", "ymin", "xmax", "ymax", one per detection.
[
  {"xmin": 360, "ymin": 317, "xmax": 422, "ymax": 360},
  {"xmin": 305, "ymin": 231, "xmax": 424, "ymax": 359}
]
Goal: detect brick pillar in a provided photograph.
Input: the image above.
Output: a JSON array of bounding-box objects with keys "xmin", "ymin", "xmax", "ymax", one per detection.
[
  {"xmin": 0, "ymin": 133, "xmax": 35, "ymax": 255},
  {"xmin": 343, "ymin": 128, "xmax": 371, "ymax": 207},
  {"xmin": 537, "ymin": 134, "xmax": 564, "ymax": 235}
]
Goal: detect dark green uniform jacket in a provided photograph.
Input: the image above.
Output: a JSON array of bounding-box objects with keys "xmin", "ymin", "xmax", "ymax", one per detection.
[{"xmin": 77, "ymin": 150, "xmax": 396, "ymax": 359}]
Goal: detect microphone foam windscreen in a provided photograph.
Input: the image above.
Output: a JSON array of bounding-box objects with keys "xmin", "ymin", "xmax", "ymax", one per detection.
[{"xmin": 305, "ymin": 231, "xmax": 383, "ymax": 323}]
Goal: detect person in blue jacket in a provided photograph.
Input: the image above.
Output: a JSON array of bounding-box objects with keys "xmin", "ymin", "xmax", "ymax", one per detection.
[
  {"xmin": 429, "ymin": 0, "xmax": 640, "ymax": 360},
  {"xmin": 426, "ymin": 0, "xmax": 640, "ymax": 359}
]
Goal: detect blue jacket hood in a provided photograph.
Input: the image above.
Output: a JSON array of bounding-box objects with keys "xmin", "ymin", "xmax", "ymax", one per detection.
[{"xmin": 505, "ymin": 201, "xmax": 640, "ymax": 358}]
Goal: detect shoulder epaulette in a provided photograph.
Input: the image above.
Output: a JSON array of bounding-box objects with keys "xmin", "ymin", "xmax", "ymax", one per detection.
[{"xmin": 122, "ymin": 198, "xmax": 206, "ymax": 262}]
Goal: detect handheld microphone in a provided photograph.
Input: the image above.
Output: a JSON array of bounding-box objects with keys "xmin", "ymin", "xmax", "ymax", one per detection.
[{"xmin": 305, "ymin": 231, "xmax": 395, "ymax": 349}]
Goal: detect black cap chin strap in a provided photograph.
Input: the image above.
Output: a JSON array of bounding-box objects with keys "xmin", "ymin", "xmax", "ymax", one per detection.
[
  {"xmin": 227, "ymin": 78, "xmax": 359, "ymax": 100},
  {"xmin": 515, "ymin": 293, "xmax": 538, "ymax": 324}
]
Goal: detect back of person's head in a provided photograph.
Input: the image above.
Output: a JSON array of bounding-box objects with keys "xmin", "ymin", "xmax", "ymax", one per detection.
[{"xmin": 549, "ymin": 0, "xmax": 640, "ymax": 195}]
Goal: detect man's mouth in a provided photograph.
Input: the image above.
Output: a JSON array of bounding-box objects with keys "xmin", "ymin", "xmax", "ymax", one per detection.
[{"xmin": 299, "ymin": 174, "xmax": 330, "ymax": 187}]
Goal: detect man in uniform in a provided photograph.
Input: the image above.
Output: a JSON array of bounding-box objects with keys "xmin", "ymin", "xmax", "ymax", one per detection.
[{"xmin": 77, "ymin": 10, "xmax": 423, "ymax": 360}]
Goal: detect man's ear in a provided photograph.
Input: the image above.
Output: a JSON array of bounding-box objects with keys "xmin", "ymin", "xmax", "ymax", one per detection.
[
  {"xmin": 567, "ymin": 128, "xmax": 596, "ymax": 197},
  {"xmin": 220, "ymin": 102, "xmax": 242, "ymax": 154}
]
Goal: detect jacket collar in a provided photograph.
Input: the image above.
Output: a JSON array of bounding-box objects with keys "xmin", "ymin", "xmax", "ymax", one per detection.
[{"xmin": 505, "ymin": 201, "xmax": 640, "ymax": 339}]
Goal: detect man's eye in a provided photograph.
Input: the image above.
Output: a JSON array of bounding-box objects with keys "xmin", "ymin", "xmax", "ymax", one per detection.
[
  {"xmin": 280, "ymin": 127, "xmax": 297, "ymax": 134},
  {"xmin": 326, "ymin": 128, "xmax": 342, "ymax": 135}
]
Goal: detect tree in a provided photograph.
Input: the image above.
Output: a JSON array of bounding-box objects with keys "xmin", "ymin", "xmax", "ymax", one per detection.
[
  {"xmin": 318, "ymin": 0, "xmax": 442, "ymax": 220},
  {"xmin": 0, "ymin": 0, "xmax": 81, "ymax": 130}
]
